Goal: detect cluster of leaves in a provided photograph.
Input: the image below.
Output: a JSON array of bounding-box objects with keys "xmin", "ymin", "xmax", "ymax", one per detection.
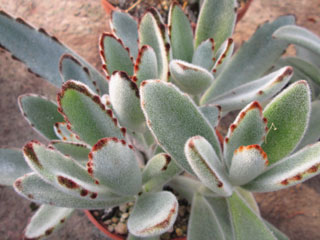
[{"xmin": 0, "ymin": 0, "xmax": 320, "ymax": 239}]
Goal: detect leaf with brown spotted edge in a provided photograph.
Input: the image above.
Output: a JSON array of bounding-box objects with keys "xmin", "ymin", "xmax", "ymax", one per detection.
[
  {"xmin": 57, "ymin": 80, "xmax": 125, "ymax": 146},
  {"xmin": 188, "ymin": 193, "xmax": 225, "ymax": 240},
  {"xmin": 185, "ymin": 136, "xmax": 232, "ymax": 197},
  {"xmin": 24, "ymin": 205, "xmax": 73, "ymax": 240},
  {"xmin": 244, "ymin": 142, "xmax": 320, "ymax": 192},
  {"xmin": 140, "ymin": 80, "xmax": 221, "ymax": 173},
  {"xmin": 212, "ymin": 38, "xmax": 234, "ymax": 75},
  {"xmin": 139, "ymin": 9, "xmax": 169, "ymax": 81},
  {"xmin": 109, "ymin": 71, "xmax": 146, "ymax": 132},
  {"xmin": 53, "ymin": 122, "xmax": 82, "ymax": 143},
  {"xmin": 168, "ymin": 3, "xmax": 194, "ymax": 62},
  {"xmin": 229, "ymin": 145, "xmax": 268, "ymax": 186},
  {"xmin": 134, "ymin": 45, "xmax": 158, "ymax": 87},
  {"xmin": 127, "ymin": 191, "xmax": 178, "ymax": 237},
  {"xmin": 23, "ymin": 141, "xmax": 117, "ymax": 200},
  {"xmin": 169, "ymin": 60, "xmax": 214, "ymax": 95},
  {"xmin": 224, "ymin": 101, "xmax": 267, "ymax": 168},
  {"xmin": 142, "ymin": 153, "xmax": 182, "ymax": 192},
  {"xmin": 211, "ymin": 66, "xmax": 293, "ymax": 113},
  {"xmin": 192, "ymin": 38, "xmax": 215, "ymax": 71},
  {"xmin": 261, "ymin": 81, "xmax": 311, "ymax": 165},
  {"xmin": 88, "ymin": 137, "xmax": 142, "ymax": 196},
  {"xmin": 18, "ymin": 94, "xmax": 64, "ymax": 140},
  {"xmin": 0, "ymin": 10, "xmax": 105, "ymax": 88},
  {"xmin": 14, "ymin": 173, "xmax": 133, "ymax": 209},
  {"xmin": 111, "ymin": 10, "xmax": 139, "ymax": 60},
  {"xmin": 99, "ymin": 33, "xmax": 134, "ymax": 76}
]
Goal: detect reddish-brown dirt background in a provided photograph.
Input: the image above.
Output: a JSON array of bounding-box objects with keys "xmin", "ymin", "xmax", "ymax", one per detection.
[{"xmin": 0, "ymin": 0, "xmax": 319, "ymax": 239}]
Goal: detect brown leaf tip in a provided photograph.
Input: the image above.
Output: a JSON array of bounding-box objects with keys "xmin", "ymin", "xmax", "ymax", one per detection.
[
  {"xmin": 57, "ymin": 176, "xmax": 79, "ymax": 189},
  {"xmin": 161, "ymin": 154, "xmax": 172, "ymax": 171},
  {"xmin": 23, "ymin": 141, "xmax": 42, "ymax": 168}
]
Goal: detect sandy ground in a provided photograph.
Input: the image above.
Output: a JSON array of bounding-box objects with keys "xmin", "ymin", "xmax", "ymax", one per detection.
[{"xmin": 0, "ymin": 0, "xmax": 319, "ymax": 239}]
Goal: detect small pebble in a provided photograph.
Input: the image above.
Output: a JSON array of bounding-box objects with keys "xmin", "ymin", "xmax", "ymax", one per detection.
[
  {"xmin": 119, "ymin": 204, "xmax": 127, "ymax": 212},
  {"xmin": 111, "ymin": 217, "xmax": 118, "ymax": 223},
  {"xmin": 103, "ymin": 219, "xmax": 112, "ymax": 225},
  {"xmin": 107, "ymin": 225, "xmax": 114, "ymax": 232},
  {"xmin": 176, "ymin": 228, "xmax": 183, "ymax": 237},
  {"xmin": 115, "ymin": 222, "xmax": 128, "ymax": 235},
  {"xmin": 122, "ymin": 213, "xmax": 129, "ymax": 219}
]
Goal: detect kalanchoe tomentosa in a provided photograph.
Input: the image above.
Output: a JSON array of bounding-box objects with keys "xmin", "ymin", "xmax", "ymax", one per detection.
[{"xmin": 1, "ymin": 0, "xmax": 320, "ymax": 239}]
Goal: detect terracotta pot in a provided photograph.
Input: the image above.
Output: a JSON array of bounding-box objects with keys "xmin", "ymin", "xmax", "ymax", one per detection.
[{"xmin": 85, "ymin": 210, "xmax": 186, "ymax": 240}]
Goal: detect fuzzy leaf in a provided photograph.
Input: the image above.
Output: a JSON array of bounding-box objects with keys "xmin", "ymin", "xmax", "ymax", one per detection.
[
  {"xmin": 111, "ymin": 10, "xmax": 139, "ymax": 59},
  {"xmin": 19, "ymin": 94, "xmax": 64, "ymax": 140},
  {"xmin": 169, "ymin": 60, "xmax": 214, "ymax": 95},
  {"xmin": 24, "ymin": 205, "xmax": 73, "ymax": 240},
  {"xmin": 134, "ymin": 45, "xmax": 158, "ymax": 87},
  {"xmin": 264, "ymin": 221, "xmax": 289, "ymax": 240},
  {"xmin": 201, "ymin": 16, "xmax": 295, "ymax": 104},
  {"xmin": 0, "ymin": 148, "xmax": 31, "ymax": 186},
  {"xmin": 262, "ymin": 81, "xmax": 311, "ymax": 165},
  {"xmin": 139, "ymin": 10, "xmax": 168, "ymax": 81},
  {"xmin": 195, "ymin": 0, "xmax": 236, "ymax": 49},
  {"xmin": 192, "ymin": 38, "xmax": 215, "ymax": 70},
  {"xmin": 142, "ymin": 153, "xmax": 182, "ymax": 192},
  {"xmin": 229, "ymin": 145, "xmax": 268, "ymax": 185},
  {"xmin": 236, "ymin": 188, "xmax": 260, "ymax": 215},
  {"xmin": 168, "ymin": 3, "xmax": 193, "ymax": 62},
  {"xmin": 212, "ymin": 38, "xmax": 234, "ymax": 75},
  {"xmin": 205, "ymin": 197, "xmax": 233, "ymax": 240},
  {"xmin": 140, "ymin": 80, "xmax": 221, "ymax": 173},
  {"xmin": 211, "ymin": 66, "xmax": 293, "ymax": 112},
  {"xmin": 23, "ymin": 141, "xmax": 115, "ymax": 200},
  {"xmin": 53, "ymin": 122, "xmax": 81, "ymax": 143},
  {"xmin": 296, "ymin": 101, "xmax": 320, "ymax": 150},
  {"xmin": 185, "ymin": 136, "xmax": 232, "ymax": 196},
  {"xmin": 127, "ymin": 191, "xmax": 178, "ymax": 237},
  {"xmin": 50, "ymin": 140, "xmax": 90, "ymax": 165},
  {"xmin": 0, "ymin": 11, "xmax": 105, "ymax": 88},
  {"xmin": 188, "ymin": 194, "xmax": 225, "ymax": 240},
  {"xmin": 244, "ymin": 142, "xmax": 320, "ymax": 192},
  {"xmin": 14, "ymin": 173, "xmax": 133, "ymax": 209},
  {"xmin": 199, "ymin": 105, "xmax": 221, "ymax": 129},
  {"xmin": 59, "ymin": 54, "xmax": 103, "ymax": 94},
  {"xmin": 100, "ymin": 33, "xmax": 134, "ymax": 76},
  {"xmin": 227, "ymin": 192, "xmax": 276, "ymax": 240},
  {"xmin": 296, "ymin": 45, "xmax": 320, "ymax": 68},
  {"xmin": 89, "ymin": 138, "xmax": 142, "ymax": 196},
  {"xmin": 109, "ymin": 72, "xmax": 145, "ymax": 132},
  {"xmin": 127, "ymin": 234, "xmax": 160, "ymax": 240},
  {"xmin": 224, "ymin": 102, "xmax": 267, "ymax": 167},
  {"xmin": 273, "ymin": 25, "xmax": 320, "ymax": 56},
  {"xmin": 57, "ymin": 80, "xmax": 124, "ymax": 146}
]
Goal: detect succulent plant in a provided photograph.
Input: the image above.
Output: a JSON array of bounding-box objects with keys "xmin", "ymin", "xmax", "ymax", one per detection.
[{"xmin": 1, "ymin": 0, "xmax": 320, "ymax": 239}]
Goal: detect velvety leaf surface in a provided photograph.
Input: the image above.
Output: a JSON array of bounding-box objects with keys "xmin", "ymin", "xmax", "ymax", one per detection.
[
  {"xmin": 89, "ymin": 137, "xmax": 142, "ymax": 196},
  {"xmin": 134, "ymin": 45, "xmax": 158, "ymax": 87},
  {"xmin": 19, "ymin": 94, "xmax": 64, "ymax": 140},
  {"xmin": 192, "ymin": 38, "xmax": 215, "ymax": 70},
  {"xmin": 168, "ymin": 3, "xmax": 193, "ymax": 62},
  {"xmin": 227, "ymin": 192, "xmax": 276, "ymax": 240},
  {"xmin": 229, "ymin": 145, "xmax": 268, "ymax": 185},
  {"xmin": 100, "ymin": 33, "xmax": 134, "ymax": 76},
  {"xmin": 211, "ymin": 66, "xmax": 293, "ymax": 112},
  {"xmin": 24, "ymin": 205, "xmax": 73, "ymax": 240},
  {"xmin": 201, "ymin": 16, "xmax": 295, "ymax": 104},
  {"xmin": 188, "ymin": 194, "xmax": 225, "ymax": 240},
  {"xmin": 273, "ymin": 25, "xmax": 320, "ymax": 56},
  {"xmin": 111, "ymin": 10, "xmax": 139, "ymax": 59},
  {"xmin": 0, "ymin": 148, "xmax": 31, "ymax": 186},
  {"xmin": 59, "ymin": 54, "xmax": 101, "ymax": 94},
  {"xmin": 296, "ymin": 45, "xmax": 320, "ymax": 68},
  {"xmin": 169, "ymin": 60, "xmax": 213, "ymax": 95},
  {"xmin": 14, "ymin": 173, "xmax": 133, "ymax": 209},
  {"xmin": 57, "ymin": 80, "xmax": 124, "ymax": 146},
  {"xmin": 244, "ymin": 142, "xmax": 320, "ymax": 192},
  {"xmin": 140, "ymin": 80, "xmax": 221, "ymax": 173},
  {"xmin": 50, "ymin": 140, "xmax": 90, "ymax": 165},
  {"xmin": 53, "ymin": 122, "xmax": 81, "ymax": 143},
  {"xmin": 127, "ymin": 191, "xmax": 178, "ymax": 237},
  {"xmin": 262, "ymin": 81, "xmax": 311, "ymax": 165},
  {"xmin": 0, "ymin": 10, "xmax": 105, "ymax": 88},
  {"xmin": 185, "ymin": 136, "xmax": 232, "ymax": 197},
  {"xmin": 199, "ymin": 104, "xmax": 221, "ymax": 129},
  {"xmin": 211, "ymin": 38, "xmax": 234, "ymax": 75},
  {"xmin": 224, "ymin": 102, "xmax": 267, "ymax": 167},
  {"xmin": 142, "ymin": 153, "xmax": 182, "ymax": 192},
  {"xmin": 236, "ymin": 188, "xmax": 260, "ymax": 215},
  {"xmin": 139, "ymin": 11, "xmax": 168, "ymax": 81},
  {"xmin": 195, "ymin": 0, "xmax": 236, "ymax": 50},
  {"xmin": 109, "ymin": 71, "xmax": 145, "ymax": 132},
  {"xmin": 296, "ymin": 101, "xmax": 320, "ymax": 151},
  {"xmin": 264, "ymin": 220, "xmax": 289, "ymax": 240}
]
